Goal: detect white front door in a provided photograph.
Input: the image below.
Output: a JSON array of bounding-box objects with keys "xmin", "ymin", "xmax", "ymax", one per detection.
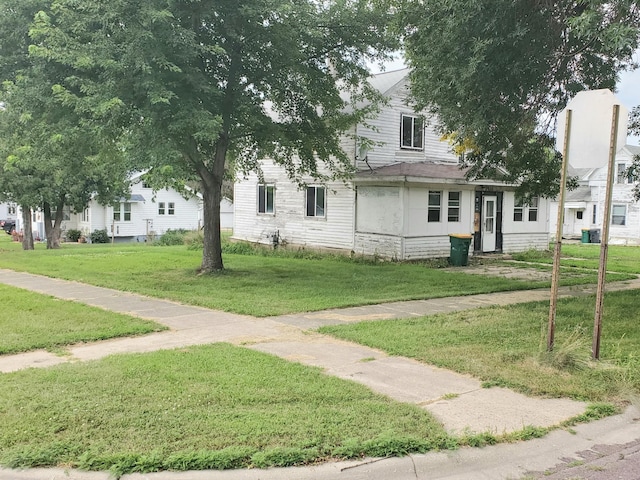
[{"xmin": 482, "ymin": 196, "xmax": 497, "ymax": 252}]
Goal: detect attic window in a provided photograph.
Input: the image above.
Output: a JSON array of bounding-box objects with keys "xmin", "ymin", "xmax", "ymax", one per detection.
[{"xmin": 400, "ymin": 114, "xmax": 424, "ymax": 150}]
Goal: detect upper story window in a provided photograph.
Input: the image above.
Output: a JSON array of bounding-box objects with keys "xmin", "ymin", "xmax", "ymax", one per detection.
[
  {"xmin": 258, "ymin": 184, "xmax": 275, "ymax": 214},
  {"xmin": 7, "ymin": 205, "xmax": 16, "ymax": 216},
  {"xmin": 306, "ymin": 186, "xmax": 325, "ymax": 218},
  {"xmin": 617, "ymin": 163, "xmax": 632, "ymax": 184},
  {"xmin": 400, "ymin": 114, "xmax": 424, "ymax": 150},
  {"xmin": 158, "ymin": 202, "xmax": 165, "ymax": 215},
  {"xmin": 168, "ymin": 202, "xmax": 175, "ymax": 215},
  {"xmin": 428, "ymin": 191, "xmax": 441, "ymax": 222}
]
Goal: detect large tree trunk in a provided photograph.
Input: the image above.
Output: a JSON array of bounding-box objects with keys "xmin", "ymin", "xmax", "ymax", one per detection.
[
  {"xmin": 43, "ymin": 197, "xmax": 65, "ymax": 249},
  {"xmin": 198, "ymin": 140, "xmax": 228, "ymax": 273},
  {"xmin": 20, "ymin": 205, "xmax": 34, "ymax": 250}
]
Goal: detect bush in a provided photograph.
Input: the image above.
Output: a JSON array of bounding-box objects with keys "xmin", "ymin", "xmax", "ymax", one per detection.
[
  {"xmin": 183, "ymin": 230, "xmax": 204, "ymax": 250},
  {"xmin": 89, "ymin": 229, "xmax": 110, "ymax": 244},
  {"xmin": 156, "ymin": 229, "xmax": 188, "ymax": 246},
  {"xmin": 65, "ymin": 229, "xmax": 82, "ymax": 242}
]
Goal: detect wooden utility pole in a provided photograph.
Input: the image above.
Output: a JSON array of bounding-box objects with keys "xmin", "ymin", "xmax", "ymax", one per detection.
[
  {"xmin": 592, "ymin": 104, "xmax": 621, "ymax": 360},
  {"xmin": 547, "ymin": 109, "xmax": 572, "ymax": 352}
]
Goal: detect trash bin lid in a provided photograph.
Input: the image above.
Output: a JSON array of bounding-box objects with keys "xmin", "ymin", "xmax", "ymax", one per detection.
[{"xmin": 449, "ymin": 234, "xmax": 473, "ymax": 239}]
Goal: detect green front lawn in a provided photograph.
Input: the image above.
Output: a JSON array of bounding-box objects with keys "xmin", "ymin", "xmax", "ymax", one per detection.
[
  {"xmin": 0, "ymin": 344, "xmax": 451, "ymax": 475},
  {"xmin": 0, "ymin": 235, "xmax": 633, "ymax": 317},
  {"xmin": 0, "ymin": 284, "xmax": 165, "ymax": 355},
  {"xmin": 513, "ymin": 243, "xmax": 640, "ymax": 274},
  {"xmin": 320, "ymin": 289, "xmax": 640, "ymax": 404}
]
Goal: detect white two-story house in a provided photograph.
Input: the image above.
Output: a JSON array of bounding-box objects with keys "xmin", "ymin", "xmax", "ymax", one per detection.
[{"xmin": 233, "ymin": 69, "xmax": 551, "ymax": 259}]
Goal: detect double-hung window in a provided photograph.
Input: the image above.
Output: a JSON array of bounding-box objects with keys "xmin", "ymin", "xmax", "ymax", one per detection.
[
  {"xmin": 612, "ymin": 205, "xmax": 626, "ymax": 225},
  {"xmin": 400, "ymin": 114, "xmax": 424, "ymax": 150},
  {"xmin": 514, "ymin": 196, "xmax": 539, "ymax": 222},
  {"xmin": 428, "ymin": 191, "xmax": 441, "ymax": 222},
  {"xmin": 258, "ymin": 184, "xmax": 275, "ymax": 214},
  {"xmin": 617, "ymin": 163, "xmax": 632, "ymax": 184},
  {"xmin": 447, "ymin": 192, "xmax": 461, "ymax": 222},
  {"xmin": 306, "ymin": 186, "xmax": 325, "ymax": 218},
  {"xmin": 528, "ymin": 197, "xmax": 539, "ymax": 221},
  {"xmin": 168, "ymin": 202, "xmax": 175, "ymax": 215},
  {"xmin": 113, "ymin": 203, "xmax": 131, "ymax": 221},
  {"xmin": 158, "ymin": 202, "xmax": 165, "ymax": 215}
]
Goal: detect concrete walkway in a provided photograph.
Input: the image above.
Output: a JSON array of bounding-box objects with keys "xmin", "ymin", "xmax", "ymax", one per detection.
[{"xmin": 1, "ymin": 269, "xmax": 640, "ymax": 479}]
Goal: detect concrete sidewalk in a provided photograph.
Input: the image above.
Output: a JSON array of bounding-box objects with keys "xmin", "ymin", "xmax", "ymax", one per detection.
[{"xmin": 1, "ymin": 268, "xmax": 639, "ymax": 479}]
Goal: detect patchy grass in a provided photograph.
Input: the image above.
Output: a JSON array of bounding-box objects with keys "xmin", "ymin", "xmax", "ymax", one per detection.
[
  {"xmin": 0, "ymin": 344, "xmax": 451, "ymax": 475},
  {"xmin": 0, "ymin": 235, "xmax": 631, "ymax": 317},
  {"xmin": 320, "ymin": 290, "xmax": 640, "ymax": 404},
  {"xmin": 0, "ymin": 284, "xmax": 165, "ymax": 355},
  {"xmin": 512, "ymin": 243, "xmax": 640, "ymax": 274}
]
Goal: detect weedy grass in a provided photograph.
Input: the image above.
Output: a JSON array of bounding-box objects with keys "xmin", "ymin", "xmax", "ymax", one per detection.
[
  {"xmin": 0, "ymin": 235, "xmax": 632, "ymax": 317},
  {"xmin": 0, "ymin": 344, "xmax": 451, "ymax": 474},
  {"xmin": 0, "ymin": 284, "xmax": 165, "ymax": 355},
  {"xmin": 320, "ymin": 290, "xmax": 640, "ymax": 404},
  {"xmin": 513, "ymin": 243, "xmax": 640, "ymax": 274}
]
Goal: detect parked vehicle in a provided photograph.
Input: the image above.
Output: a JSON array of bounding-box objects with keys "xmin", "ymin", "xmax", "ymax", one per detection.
[{"xmin": 1, "ymin": 220, "xmax": 16, "ymax": 235}]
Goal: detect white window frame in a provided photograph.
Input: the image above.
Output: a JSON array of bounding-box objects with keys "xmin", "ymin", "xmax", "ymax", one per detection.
[
  {"xmin": 447, "ymin": 191, "xmax": 461, "ymax": 222},
  {"xmin": 428, "ymin": 191, "xmax": 441, "ymax": 223},
  {"xmin": 113, "ymin": 203, "xmax": 132, "ymax": 222},
  {"xmin": 612, "ymin": 204, "xmax": 626, "ymax": 226},
  {"xmin": 258, "ymin": 184, "xmax": 275, "ymax": 214},
  {"xmin": 7, "ymin": 204, "xmax": 16, "ymax": 216},
  {"xmin": 158, "ymin": 202, "xmax": 165, "ymax": 215},
  {"xmin": 168, "ymin": 202, "xmax": 175, "ymax": 215},
  {"xmin": 82, "ymin": 208, "xmax": 89, "ymax": 222},
  {"xmin": 616, "ymin": 163, "xmax": 632, "ymax": 184},
  {"xmin": 305, "ymin": 186, "xmax": 326, "ymax": 218},
  {"xmin": 514, "ymin": 196, "xmax": 539, "ymax": 222},
  {"xmin": 400, "ymin": 113, "xmax": 424, "ymax": 150}
]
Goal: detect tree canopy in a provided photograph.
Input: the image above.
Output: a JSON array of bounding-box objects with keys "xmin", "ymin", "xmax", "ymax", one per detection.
[
  {"xmin": 0, "ymin": 0, "xmax": 132, "ymax": 249},
  {"xmin": 403, "ymin": 0, "xmax": 640, "ymax": 198},
  {"xmin": 28, "ymin": 0, "xmax": 398, "ymax": 270}
]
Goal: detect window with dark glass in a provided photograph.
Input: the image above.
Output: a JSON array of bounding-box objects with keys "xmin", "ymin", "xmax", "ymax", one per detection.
[
  {"xmin": 612, "ymin": 205, "xmax": 626, "ymax": 225},
  {"xmin": 306, "ymin": 186, "xmax": 326, "ymax": 217},
  {"xmin": 258, "ymin": 184, "xmax": 275, "ymax": 214},
  {"xmin": 428, "ymin": 191, "xmax": 441, "ymax": 222},
  {"xmin": 400, "ymin": 114, "xmax": 424, "ymax": 150},
  {"xmin": 448, "ymin": 191, "xmax": 460, "ymax": 222}
]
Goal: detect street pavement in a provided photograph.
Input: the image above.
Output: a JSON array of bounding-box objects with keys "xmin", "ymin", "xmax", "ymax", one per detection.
[{"xmin": 0, "ymin": 268, "xmax": 639, "ymax": 479}]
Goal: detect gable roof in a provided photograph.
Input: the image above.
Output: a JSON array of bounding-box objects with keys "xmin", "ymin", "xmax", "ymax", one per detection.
[{"xmin": 368, "ymin": 68, "xmax": 410, "ymax": 96}]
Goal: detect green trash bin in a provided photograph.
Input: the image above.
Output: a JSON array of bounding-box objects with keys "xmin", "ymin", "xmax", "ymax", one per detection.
[
  {"xmin": 449, "ymin": 234, "xmax": 473, "ymax": 266},
  {"xmin": 581, "ymin": 229, "xmax": 590, "ymax": 243}
]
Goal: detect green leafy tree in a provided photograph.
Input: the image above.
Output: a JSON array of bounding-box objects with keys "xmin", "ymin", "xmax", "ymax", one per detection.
[
  {"xmin": 0, "ymin": 0, "xmax": 131, "ymax": 249},
  {"xmin": 402, "ymin": 0, "xmax": 640, "ymax": 197},
  {"xmin": 28, "ymin": 0, "xmax": 397, "ymax": 271}
]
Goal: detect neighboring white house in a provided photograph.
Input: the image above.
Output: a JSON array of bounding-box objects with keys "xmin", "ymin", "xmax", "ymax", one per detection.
[
  {"xmin": 233, "ymin": 69, "xmax": 551, "ymax": 259},
  {"xmin": 15, "ymin": 173, "xmax": 237, "ymax": 242},
  {"xmin": 0, "ymin": 202, "xmax": 18, "ymax": 221},
  {"xmin": 550, "ymin": 89, "xmax": 640, "ymax": 244}
]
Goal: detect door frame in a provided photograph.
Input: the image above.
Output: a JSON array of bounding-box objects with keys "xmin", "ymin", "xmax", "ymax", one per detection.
[{"xmin": 473, "ymin": 191, "xmax": 503, "ymax": 253}]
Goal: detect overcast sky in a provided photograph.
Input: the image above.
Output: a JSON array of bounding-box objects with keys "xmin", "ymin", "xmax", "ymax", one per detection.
[{"xmin": 374, "ymin": 50, "xmax": 640, "ymax": 146}]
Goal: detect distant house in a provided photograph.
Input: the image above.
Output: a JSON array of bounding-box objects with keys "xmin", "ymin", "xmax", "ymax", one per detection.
[
  {"xmin": 550, "ymin": 89, "xmax": 640, "ymax": 244},
  {"xmin": 0, "ymin": 202, "xmax": 17, "ymax": 222},
  {"xmin": 233, "ymin": 69, "xmax": 551, "ymax": 259},
  {"xmin": 15, "ymin": 173, "xmax": 234, "ymax": 242}
]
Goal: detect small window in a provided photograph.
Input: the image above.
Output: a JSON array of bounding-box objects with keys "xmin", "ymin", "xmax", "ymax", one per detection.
[
  {"xmin": 168, "ymin": 202, "xmax": 175, "ymax": 215},
  {"xmin": 400, "ymin": 114, "xmax": 424, "ymax": 150},
  {"xmin": 158, "ymin": 202, "xmax": 165, "ymax": 215},
  {"xmin": 428, "ymin": 191, "xmax": 441, "ymax": 222},
  {"xmin": 123, "ymin": 203, "xmax": 131, "ymax": 221},
  {"xmin": 448, "ymin": 191, "xmax": 460, "ymax": 222},
  {"xmin": 592, "ymin": 205, "xmax": 597, "ymax": 224},
  {"xmin": 7, "ymin": 205, "xmax": 16, "ymax": 215},
  {"xmin": 82, "ymin": 208, "xmax": 89, "ymax": 222},
  {"xmin": 576, "ymin": 210, "xmax": 583, "ymax": 220},
  {"xmin": 612, "ymin": 205, "xmax": 626, "ymax": 225},
  {"xmin": 142, "ymin": 181, "xmax": 151, "ymax": 189},
  {"xmin": 513, "ymin": 197, "xmax": 524, "ymax": 222},
  {"xmin": 258, "ymin": 184, "xmax": 275, "ymax": 214},
  {"xmin": 616, "ymin": 163, "xmax": 632, "ymax": 184},
  {"xmin": 528, "ymin": 197, "xmax": 538, "ymax": 222},
  {"xmin": 113, "ymin": 204, "xmax": 121, "ymax": 221},
  {"xmin": 306, "ymin": 186, "xmax": 325, "ymax": 218}
]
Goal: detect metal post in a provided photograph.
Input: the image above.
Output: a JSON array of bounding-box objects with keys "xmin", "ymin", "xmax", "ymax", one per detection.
[
  {"xmin": 592, "ymin": 104, "xmax": 620, "ymax": 360},
  {"xmin": 548, "ymin": 110, "xmax": 572, "ymax": 352}
]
